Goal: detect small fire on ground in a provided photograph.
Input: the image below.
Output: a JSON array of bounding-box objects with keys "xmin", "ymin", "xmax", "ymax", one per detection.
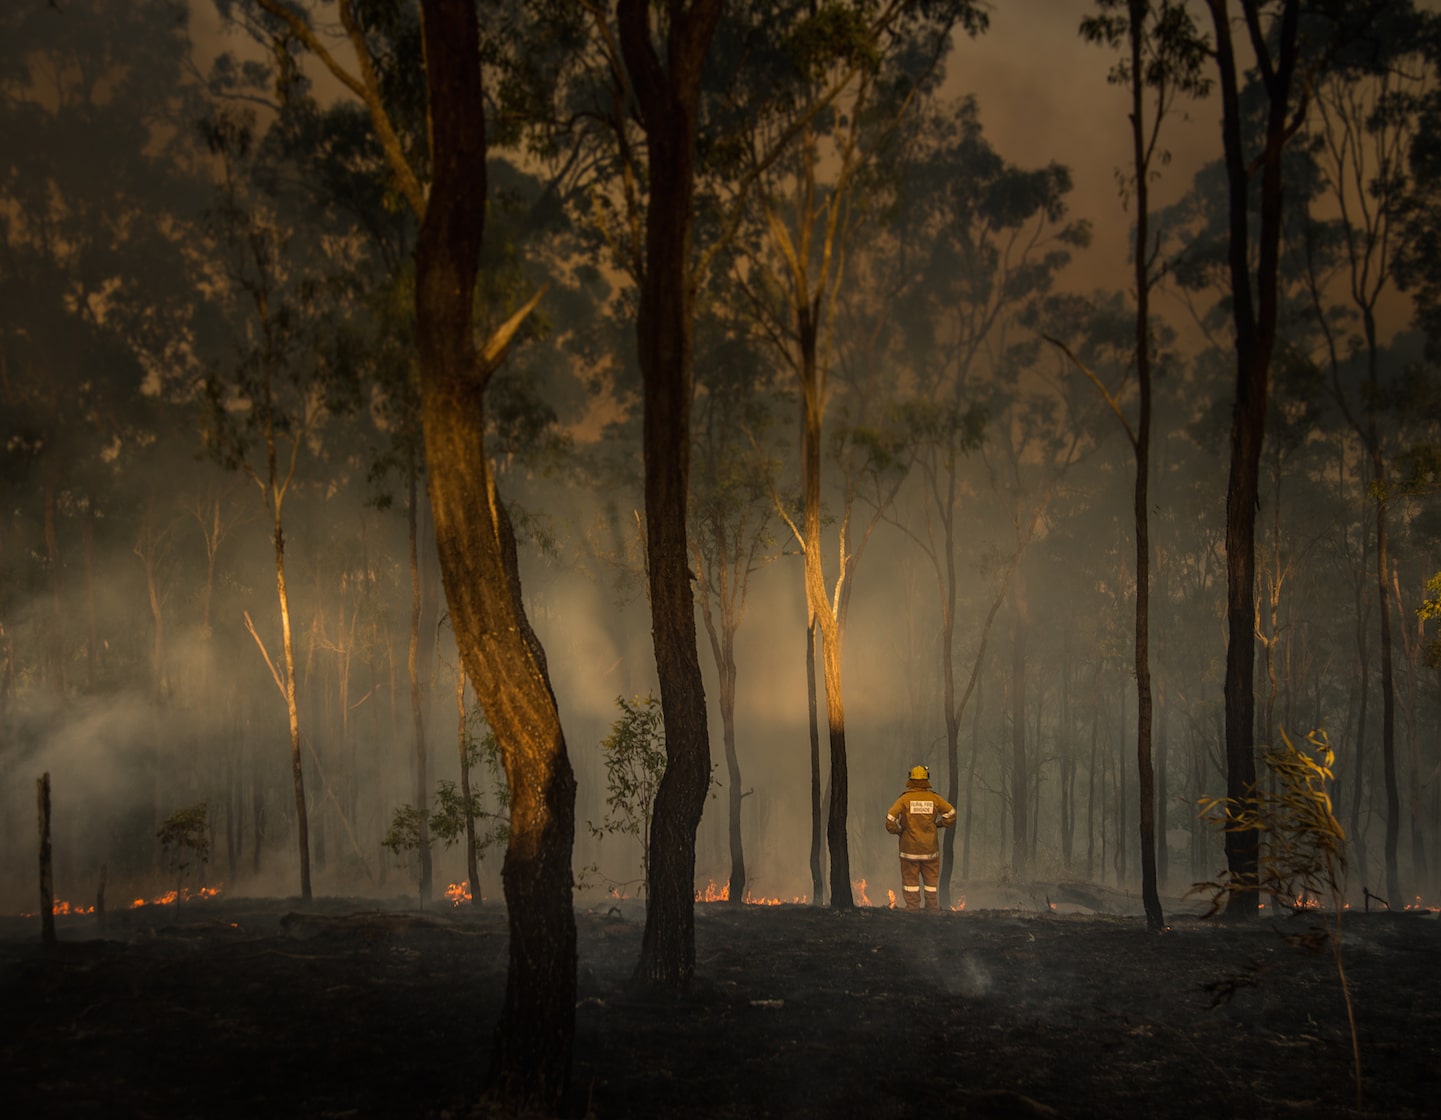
[
  {"xmin": 445, "ymin": 882, "xmax": 482, "ymax": 906},
  {"xmin": 693, "ymin": 878, "xmax": 966, "ymax": 911},
  {"xmin": 21, "ymin": 885, "xmax": 222, "ymax": 918}
]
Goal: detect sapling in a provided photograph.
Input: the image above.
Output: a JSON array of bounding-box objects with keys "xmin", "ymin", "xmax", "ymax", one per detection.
[
  {"xmin": 579, "ymin": 693, "xmax": 718, "ymax": 900},
  {"xmin": 156, "ymin": 802, "xmax": 210, "ymax": 908},
  {"xmin": 583, "ymin": 694, "xmax": 667, "ymax": 899},
  {"xmin": 1192, "ymin": 729, "xmax": 1361, "ymax": 1109},
  {"xmin": 386, "ymin": 730, "xmax": 509, "ymax": 906}
]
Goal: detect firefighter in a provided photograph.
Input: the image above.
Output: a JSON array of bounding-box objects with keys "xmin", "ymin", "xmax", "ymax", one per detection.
[{"xmin": 885, "ymin": 764, "xmax": 956, "ymax": 912}]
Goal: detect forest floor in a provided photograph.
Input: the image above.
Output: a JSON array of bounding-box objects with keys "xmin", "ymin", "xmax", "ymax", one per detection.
[{"xmin": 1, "ymin": 881, "xmax": 1439, "ymax": 1120}]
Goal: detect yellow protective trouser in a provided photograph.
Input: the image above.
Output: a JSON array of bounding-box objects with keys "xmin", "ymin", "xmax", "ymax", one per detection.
[{"xmin": 899, "ymin": 855, "xmax": 941, "ymax": 911}]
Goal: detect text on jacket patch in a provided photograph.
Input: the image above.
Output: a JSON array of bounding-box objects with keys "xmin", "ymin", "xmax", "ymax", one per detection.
[{"xmin": 912, "ymin": 800, "xmax": 934, "ymax": 815}]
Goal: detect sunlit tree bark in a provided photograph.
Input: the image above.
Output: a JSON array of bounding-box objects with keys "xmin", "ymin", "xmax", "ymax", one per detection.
[{"xmin": 414, "ymin": 0, "xmax": 576, "ymax": 1101}]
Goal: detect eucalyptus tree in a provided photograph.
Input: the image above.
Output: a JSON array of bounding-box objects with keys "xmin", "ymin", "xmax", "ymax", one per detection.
[
  {"xmin": 1196, "ymin": 0, "xmax": 1311, "ymax": 918},
  {"xmin": 221, "ymin": 0, "xmax": 576, "ymax": 1101},
  {"xmin": 725, "ymin": 0, "xmax": 987, "ymax": 909},
  {"xmin": 199, "ymin": 96, "xmax": 372, "ymax": 901},
  {"xmin": 1073, "ymin": 0, "xmax": 1209, "ymax": 930},
  {"xmin": 1168, "ymin": 0, "xmax": 1427, "ymax": 912},
  {"xmin": 872, "ymin": 94, "xmax": 1084, "ymax": 904},
  {"xmin": 579, "ymin": 0, "xmax": 725, "ymax": 990},
  {"xmin": 688, "ymin": 312, "xmax": 785, "ymax": 907},
  {"xmin": 1297, "ymin": 0, "xmax": 1438, "ymax": 904}
]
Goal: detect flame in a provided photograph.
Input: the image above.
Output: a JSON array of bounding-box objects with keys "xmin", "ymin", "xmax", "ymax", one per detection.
[
  {"xmin": 444, "ymin": 881, "xmax": 475, "ymax": 906},
  {"xmin": 692, "ymin": 880, "xmax": 807, "ymax": 905},
  {"xmin": 696, "ymin": 880, "xmax": 729, "ymax": 903},
  {"xmin": 21, "ymin": 884, "xmax": 222, "ymax": 918},
  {"xmin": 951, "ymin": 896, "xmax": 966, "ymax": 911},
  {"xmin": 887, "ymin": 889, "xmax": 896, "ymax": 908}
]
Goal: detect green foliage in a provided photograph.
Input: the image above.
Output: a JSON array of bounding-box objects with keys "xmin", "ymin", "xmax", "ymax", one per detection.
[
  {"xmin": 385, "ymin": 727, "xmax": 510, "ymax": 901},
  {"xmin": 1192, "ymin": 730, "xmax": 1362, "ymax": 1108},
  {"xmin": 437, "ymin": 727, "xmax": 511, "ymax": 859},
  {"xmin": 382, "ymin": 804, "xmax": 430, "ymax": 861},
  {"xmin": 1193, "ymin": 729, "xmax": 1346, "ymax": 913},
  {"xmin": 584, "ymin": 693, "xmax": 668, "ymax": 896},
  {"xmin": 156, "ymin": 802, "xmax": 210, "ymax": 897}
]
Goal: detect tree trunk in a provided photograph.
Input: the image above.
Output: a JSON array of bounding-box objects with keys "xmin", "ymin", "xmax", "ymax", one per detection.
[
  {"xmin": 42, "ymin": 479, "xmax": 65, "ymax": 696},
  {"xmin": 807, "ymin": 617, "xmax": 824, "ymax": 903},
  {"xmin": 416, "ymin": 1, "xmax": 576, "ymax": 1102},
  {"xmin": 618, "ymin": 0, "xmax": 725, "ymax": 988},
  {"xmin": 407, "ymin": 460, "xmax": 432, "ymax": 906},
  {"xmin": 1010, "ymin": 577, "xmax": 1028, "ymax": 879},
  {"xmin": 1128, "ymin": 0, "xmax": 1164, "ymax": 931},
  {"xmin": 1374, "ymin": 477, "xmax": 1401, "ymax": 903},
  {"xmin": 456, "ymin": 668, "xmax": 479, "ymax": 905},
  {"xmin": 719, "ymin": 649, "xmax": 746, "ymax": 904},
  {"xmin": 1206, "ymin": 0, "xmax": 1300, "ymax": 919},
  {"xmin": 275, "ymin": 515, "xmax": 311, "ymax": 902},
  {"xmin": 37, "ymin": 772, "xmax": 55, "ymax": 948},
  {"xmin": 83, "ymin": 499, "xmax": 97, "ymax": 693}
]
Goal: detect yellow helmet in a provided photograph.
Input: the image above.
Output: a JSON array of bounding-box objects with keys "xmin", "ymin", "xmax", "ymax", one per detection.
[{"xmin": 909, "ymin": 765, "xmax": 929, "ymax": 782}]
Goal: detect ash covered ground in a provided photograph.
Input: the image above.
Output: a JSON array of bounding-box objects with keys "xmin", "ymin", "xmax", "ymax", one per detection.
[{"xmin": 2, "ymin": 882, "xmax": 1438, "ymax": 1119}]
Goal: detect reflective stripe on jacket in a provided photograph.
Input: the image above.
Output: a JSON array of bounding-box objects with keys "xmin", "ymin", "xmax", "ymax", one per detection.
[{"xmin": 885, "ymin": 780, "xmax": 957, "ymax": 859}]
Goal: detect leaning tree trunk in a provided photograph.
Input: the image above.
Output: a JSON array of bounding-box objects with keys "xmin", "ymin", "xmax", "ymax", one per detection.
[
  {"xmin": 618, "ymin": 0, "xmax": 725, "ymax": 990},
  {"xmin": 415, "ymin": 0, "xmax": 576, "ymax": 1104}
]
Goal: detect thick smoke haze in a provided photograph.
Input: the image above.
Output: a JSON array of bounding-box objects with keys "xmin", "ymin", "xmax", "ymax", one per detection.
[{"xmin": 2, "ymin": 0, "xmax": 1439, "ymax": 924}]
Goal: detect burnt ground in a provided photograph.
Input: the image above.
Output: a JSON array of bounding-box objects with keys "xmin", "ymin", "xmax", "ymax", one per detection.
[{"xmin": 1, "ymin": 883, "xmax": 1439, "ymax": 1120}]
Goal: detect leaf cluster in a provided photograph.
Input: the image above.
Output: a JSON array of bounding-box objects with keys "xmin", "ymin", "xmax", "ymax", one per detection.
[
  {"xmin": 156, "ymin": 802, "xmax": 211, "ymax": 877},
  {"xmin": 1192, "ymin": 728, "xmax": 1347, "ymax": 915}
]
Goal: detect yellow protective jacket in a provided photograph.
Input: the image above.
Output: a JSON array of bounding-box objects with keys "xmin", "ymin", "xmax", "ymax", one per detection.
[{"xmin": 886, "ymin": 780, "xmax": 957, "ymax": 859}]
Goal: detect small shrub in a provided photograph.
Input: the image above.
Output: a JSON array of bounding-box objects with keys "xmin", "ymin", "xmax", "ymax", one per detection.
[
  {"xmin": 156, "ymin": 802, "xmax": 210, "ymax": 904},
  {"xmin": 1191, "ymin": 729, "xmax": 1361, "ymax": 1109}
]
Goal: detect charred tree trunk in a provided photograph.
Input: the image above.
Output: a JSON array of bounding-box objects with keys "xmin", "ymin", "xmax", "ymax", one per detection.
[
  {"xmin": 719, "ymin": 645, "xmax": 746, "ymax": 903},
  {"xmin": 1205, "ymin": 0, "xmax": 1300, "ymax": 919},
  {"xmin": 695, "ymin": 562, "xmax": 747, "ymax": 904},
  {"xmin": 1374, "ymin": 473, "xmax": 1401, "ymax": 903},
  {"xmin": 416, "ymin": 1, "xmax": 576, "ymax": 1102},
  {"xmin": 1127, "ymin": 0, "xmax": 1164, "ymax": 932},
  {"xmin": 618, "ymin": 0, "xmax": 724, "ymax": 988},
  {"xmin": 37, "ymin": 772, "xmax": 55, "ymax": 948}
]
